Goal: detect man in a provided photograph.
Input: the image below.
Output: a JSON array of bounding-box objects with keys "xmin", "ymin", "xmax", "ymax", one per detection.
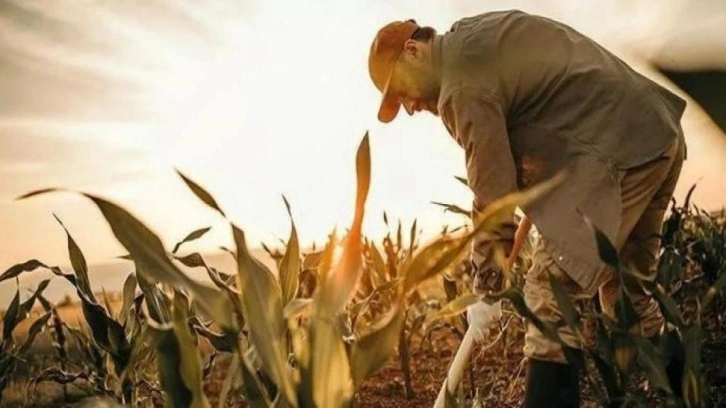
[{"xmin": 368, "ymin": 10, "xmax": 687, "ymax": 407}]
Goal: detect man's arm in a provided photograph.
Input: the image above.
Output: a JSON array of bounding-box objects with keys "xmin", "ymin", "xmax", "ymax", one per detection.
[{"xmin": 440, "ymin": 89, "xmax": 519, "ymax": 262}]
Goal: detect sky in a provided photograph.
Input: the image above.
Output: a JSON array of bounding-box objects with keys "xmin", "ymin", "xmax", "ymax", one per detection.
[{"xmin": 1, "ymin": 0, "xmax": 725, "ymax": 272}]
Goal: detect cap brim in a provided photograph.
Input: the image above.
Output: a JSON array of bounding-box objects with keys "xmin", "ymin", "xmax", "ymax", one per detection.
[
  {"xmin": 378, "ymin": 92, "xmax": 401, "ymax": 123},
  {"xmin": 377, "ymin": 68, "xmax": 401, "ymax": 123}
]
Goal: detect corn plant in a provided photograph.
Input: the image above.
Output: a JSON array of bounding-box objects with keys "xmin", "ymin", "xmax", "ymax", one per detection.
[
  {"xmin": 0, "ymin": 278, "xmax": 52, "ymax": 403},
  {"xmin": 0, "ymin": 215, "xmax": 148, "ymax": 404}
]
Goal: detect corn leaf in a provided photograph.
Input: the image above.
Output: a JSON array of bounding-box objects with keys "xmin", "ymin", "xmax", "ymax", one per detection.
[
  {"xmin": 589, "ymin": 221, "xmax": 620, "ymax": 269},
  {"xmin": 232, "ymin": 225, "xmax": 296, "ymax": 406},
  {"xmin": 402, "ymin": 235, "xmax": 470, "ymax": 295},
  {"xmin": 369, "ymin": 243, "xmax": 386, "ymax": 278},
  {"xmin": 239, "ymin": 350, "xmax": 272, "ymax": 407},
  {"xmin": 350, "ymin": 306, "xmax": 405, "ymax": 386},
  {"xmin": 193, "ymin": 323, "xmax": 237, "ymax": 353},
  {"xmin": 217, "ymin": 353, "xmax": 239, "ymax": 408},
  {"xmin": 149, "ymin": 302, "xmax": 210, "ymax": 408},
  {"xmin": 614, "ymin": 287, "xmax": 639, "ymax": 331},
  {"xmin": 2, "ymin": 290, "xmax": 21, "ymax": 344},
  {"xmin": 136, "ymin": 270, "xmax": 171, "ymax": 324},
  {"xmin": 409, "ymin": 219, "xmax": 418, "ymax": 254},
  {"xmin": 119, "ymin": 274, "xmax": 138, "ymax": 325},
  {"xmin": 306, "ymin": 316, "xmax": 354, "ymax": 408},
  {"xmin": 546, "ymin": 270, "xmax": 581, "ymax": 332},
  {"xmin": 702, "ymin": 270, "xmax": 726, "ymax": 309},
  {"xmin": 88, "ymin": 194, "xmax": 235, "ymax": 331},
  {"xmin": 0, "ymin": 259, "xmax": 47, "ymax": 282},
  {"xmin": 431, "ymin": 201, "xmax": 471, "ymax": 217},
  {"xmin": 17, "ymin": 279, "xmax": 51, "ymax": 321},
  {"xmin": 53, "ymin": 214, "xmax": 94, "ymax": 301},
  {"xmin": 318, "ymin": 133, "xmax": 370, "ymax": 313},
  {"xmin": 279, "ymin": 196, "xmax": 300, "ymax": 305},
  {"xmin": 454, "ymin": 176, "xmax": 469, "ymax": 187},
  {"xmin": 18, "ymin": 311, "xmax": 52, "ymax": 354},
  {"xmin": 425, "ymin": 293, "xmax": 479, "ymax": 327},
  {"xmin": 173, "ymin": 227, "xmax": 212, "ymax": 254},
  {"xmin": 317, "ymin": 230, "xmax": 338, "ymax": 284},
  {"xmin": 283, "ymin": 298, "xmax": 312, "ymax": 320},
  {"xmin": 176, "ymin": 170, "xmax": 226, "ymax": 217},
  {"xmin": 634, "ymin": 336, "xmax": 673, "ymax": 394}
]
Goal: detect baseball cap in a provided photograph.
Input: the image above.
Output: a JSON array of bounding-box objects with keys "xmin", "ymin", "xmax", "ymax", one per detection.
[{"xmin": 368, "ymin": 19, "xmax": 420, "ymax": 123}]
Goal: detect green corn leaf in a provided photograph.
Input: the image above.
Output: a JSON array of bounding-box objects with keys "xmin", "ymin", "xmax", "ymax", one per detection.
[
  {"xmin": 492, "ymin": 286, "xmax": 562, "ymax": 344},
  {"xmin": 239, "ymin": 350, "xmax": 272, "ymax": 408},
  {"xmin": 454, "ymin": 176, "xmax": 469, "ymax": 188},
  {"xmin": 89, "ymin": 194, "xmax": 235, "ymax": 331},
  {"xmin": 425, "ymin": 293, "xmax": 479, "ymax": 328},
  {"xmin": 350, "ymin": 279, "xmax": 401, "ymax": 332},
  {"xmin": 546, "ymin": 270, "xmax": 581, "ymax": 334},
  {"xmin": 350, "ymin": 306, "xmax": 405, "ymax": 386},
  {"xmin": 283, "ymin": 298, "xmax": 312, "ymax": 320},
  {"xmin": 149, "ymin": 301, "xmax": 210, "ymax": 408},
  {"xmin": 279, "ymin": 196, "xmax": 300, "ymax": 306},
  {"xmin": 431, "ymin": 201, "xmax": 471, "ymax": 217},
  {"xmin": 136, "ymin": 271, "xmax": 171, "ymax": 323},
  {"xmin": 645, "ymin": 281, "xmax": 685, "ymax": 328},
  {"xmin": 634, "ymin": 336, "xmax": 673, "ymax": 394},
  {"xmin": 17, "ymin": 279, "xmax": 51, "ymax": 322},
  {"xmin": 396, "ymin": 220, "xmax": 403, "ymax": 251},
  {"xmin": 369, "ymin": 243, "xmax": 386, "ymax": 279},
  {"xmin": 176, "ymin": 170, "xmax": 226, "ymax": 217},
  {"xmin": 589, "ymin": 221, "xmax": 620, "ymax": 269},
  {"xmin": 402, "ymin": 234, "xmax": 470, "ymax": 295},
  {"xmin": 589, "ymin": 350, "xmax": 622, "ymax": 402},
  {"xmin": 684, "ymin": 183, "xmax": 697, "ymax": 210},
  {"xmin": 176, "ymin": 253, "xmax": 207, "ymax": 268},
  {"xmin": 15, "ymin": 187, "xmax": 66, "ymax": 200},
  {"xmin": 403, "ymin": 175, "xmax": 565, "ymax": 295},
  {"xmin": 18, "ymin": 187, "xmax": 235, "ymax": 331},
  {"xmin": 217, "ymin": 353, "xmax": 239, "ymax": 408},
  {"xmin": 306, "ymin": 315, "xmax": 354, "ymax": 408},
  {"xmin": 3, "ymin": 290, "xmax": 21, "ymax": 345},
  {"xmin": 78, "ymin": 293, "xmax": 125, "ymax": 357},
  {"xmin": 409, "ymin": 219, "xmax": 418, "ymax": 253},
  {"xmin": 193, "ymin": 324, "xmax": 238, "ymax": 353},
  {"xmin": 53, "ymin": 214, "xmax": 94, "ymax": 301},
  {"xmin": 614, "ymin": 287, "xmax": 639, "ymax": 331},
  {"xmin": 702, "ymin": 269, "xmax": 726, "ymax": 309},
  {"xmin": 232, "ymin": 225, "xmax": 296, "ymax": 407},
  {"xmin": 317, "ymin": 230, "xmax": 338, "ymax": 284},
  {"xmin": 612, "ymin": 333, "xmax": 637, "ymax": 375},
  {"xmin": 0, "ymin": 259, "xmax": 47, "ymax": 282},
  {"xmin": 119, "ymin": 274, "xmax": 137, "ymax": 325},
  {"xmin": 18, "ymin": 311, "xmax": 52, "ymax": 354},
  {"xmin": 173, "ymin": 227, "xmax": 212, "ymax": 254},
  {"xmin": 317, "ymin": 133, "xmax": 370, "ymax": 314},
  {"xmin": 443, "ymin": 275, "xmax": 459, "ymax": 302}
]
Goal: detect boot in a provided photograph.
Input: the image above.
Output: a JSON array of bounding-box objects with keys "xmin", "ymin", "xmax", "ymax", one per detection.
[{"xmin": 524, "ymin": 358, "xmax": 581, "ymax": 408}]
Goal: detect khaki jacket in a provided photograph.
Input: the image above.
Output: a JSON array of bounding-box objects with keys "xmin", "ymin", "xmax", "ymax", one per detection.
[{"xmin": 434, "ymin": 10, "xmax": 687, "ymax": 289}]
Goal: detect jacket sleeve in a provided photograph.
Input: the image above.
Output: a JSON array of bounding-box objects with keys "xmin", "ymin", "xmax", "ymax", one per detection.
[{"xmin": 440, "ymin": 89, "xmax": 519, "ymax": 259}]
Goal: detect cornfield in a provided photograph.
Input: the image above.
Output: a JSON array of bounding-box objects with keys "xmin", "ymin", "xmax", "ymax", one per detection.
[{"xmin": 0, "ymin": 134, "xmax": 724, "ymax": 407}]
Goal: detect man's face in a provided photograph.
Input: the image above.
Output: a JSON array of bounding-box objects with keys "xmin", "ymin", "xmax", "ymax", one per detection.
[{"xmin": 386, "ymin": 42, "xmax": 441, "ymax": 117}]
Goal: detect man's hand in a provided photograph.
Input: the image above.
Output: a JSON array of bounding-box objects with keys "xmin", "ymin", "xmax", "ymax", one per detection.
[
  {"xmin": 471, "ymin": 258, "xmax": 505, "ymax": 296},
  {"xmin": 470, "ymin": 239, "xmax": 511, "ymax": 296}
]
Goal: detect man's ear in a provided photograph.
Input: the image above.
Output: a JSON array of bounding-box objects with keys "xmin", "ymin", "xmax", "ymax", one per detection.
[{"xmin": 402, "ymin": 39, "xmax": 423, "ymax": 60}]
